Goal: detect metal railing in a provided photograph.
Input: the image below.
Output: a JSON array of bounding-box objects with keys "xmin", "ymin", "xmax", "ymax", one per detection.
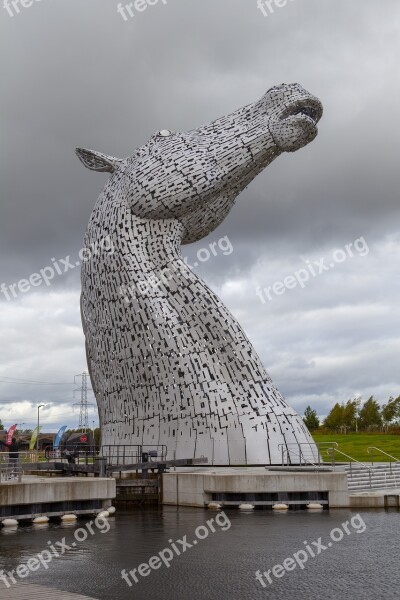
[
  {"xmin": 278, "ymin": 442, "xmax": 336, "ymax": 467},
  {"xmin": 102, "ymin": 445, "xmax": 167, "ymax": 466},
  {"xmin": 316, "ymin": 441, "xmax": 339, "ymax": 450},
  {"xmin": 45, "ymin": 447, "xmax": 100, "ymax": 464},
  {"xmin": 383, "ymin": 470, "xmax": 398, "ymax": 488},
  {"xmin": 367, "ymin": 447, "xmax": 400, "ymax": 472},
  {"xmin": 279, "ymin": 445, "xmax": 318, "ymax": 469},
  {"xmin": 0, "ymin": 449, "xmax": 97, "ymax": 478},
  {"xmin": 316, "ymin": 441, "xmax": 339, "ymax": 464},
  {"xmin": 0, "ymin": 450, "xmax": 39, "ymax": 463},
  {"xmin": 0, "ymin": 453, "xmax": 23, "ymax": 482},
  {"xmin": 326, "ymin": 447, "xmax": 372, "ymax": 487}
]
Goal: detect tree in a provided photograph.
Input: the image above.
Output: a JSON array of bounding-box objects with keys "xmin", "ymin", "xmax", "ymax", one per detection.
[
  {"xmin": 394, "ymin": 395, "xmax": 400, "ymax": 421},
  {"xmin": 343, "ymin": 398, "xmax": 360, "ymax": 432},
  {"xmin": 303, "ymin": 406, "xmax": 320, "ymax": 431},
  {"xmin": 358, "ymin": 396, "xmax": 382, "ymax": 431},
  {"xmin": 0, "ymin": 420, "xmax": 4, "ymax": 431},
  {"xmin": 323, "ymin": 403, "xmax": 345, "ymax": 431},
  {"xmin": 382, "ymin": 397, "xmax": 400, "ymax": 432},
  {"xmin": 323, "ymin": 398, "xmax": 361, "ymax": 433}
]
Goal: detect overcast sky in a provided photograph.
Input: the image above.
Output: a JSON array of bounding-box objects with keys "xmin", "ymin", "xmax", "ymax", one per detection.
[{"xmin": 1, "ymin": 0, "xmax": 399, "ymax": 432}]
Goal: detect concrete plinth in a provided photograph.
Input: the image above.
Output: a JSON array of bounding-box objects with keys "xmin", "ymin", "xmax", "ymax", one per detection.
[
  {"xmin": 162, "ymin": 468, "xmax": 350, "ymax": 508},
  {"xmin": 350, "ymin": 489, "xmax": 400, "ymax": 509},
  {"xmin": 0, "ymin": 476, "xmax": 116, "ymax": 520}
]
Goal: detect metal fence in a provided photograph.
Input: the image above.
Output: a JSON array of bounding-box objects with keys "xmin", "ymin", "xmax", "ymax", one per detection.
[
  {"xmin": 0, "ymin": 452, "xmax": 24, "ymax": 482},
  {"xmin": 0, "ymin": 446, "xmax": 167, "ymax": 479},
  {"xmin": 45, "ymin": 446, "xmax": 99, "ymax": 464},
  {"xmin": 102, "ymin": 445, "xmax": 167, "ymax": 466}
]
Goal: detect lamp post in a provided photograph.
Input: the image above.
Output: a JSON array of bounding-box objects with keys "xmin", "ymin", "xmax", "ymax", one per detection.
[{"xmin": 37, "ymin": 405, "xmax": 45, "ymax": 453}]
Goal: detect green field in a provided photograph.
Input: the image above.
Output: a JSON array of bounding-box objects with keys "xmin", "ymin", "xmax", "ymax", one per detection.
[{"xmin": 312, "ymin": 433, "xmax": 400, "ymax": 463}]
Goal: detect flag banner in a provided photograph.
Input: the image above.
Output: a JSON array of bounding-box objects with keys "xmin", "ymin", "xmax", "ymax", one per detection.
[
  {"xmin": 6, "ymin": 424, "xmax": 17, "ymax": 445},
  {"xmin": 54, "ymin": 425, "xmax": 68, "ymax": 449},
  {"xmin": 29, "ymin": 426, "xmax": 42, "ymax": 451}
]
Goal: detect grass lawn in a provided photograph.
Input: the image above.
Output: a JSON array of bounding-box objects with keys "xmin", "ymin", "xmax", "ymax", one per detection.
[{"xmin": 312, "ymin": 433, "xmax": 400, "ymax": 463}]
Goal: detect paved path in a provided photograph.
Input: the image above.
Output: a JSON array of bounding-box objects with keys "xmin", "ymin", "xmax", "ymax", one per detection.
[{"xmin": 2, "ymin": 583, "xmax": 99, "ymax": 600}]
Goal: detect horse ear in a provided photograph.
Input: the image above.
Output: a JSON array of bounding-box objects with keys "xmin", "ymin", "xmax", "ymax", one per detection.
[{"xmin": 75, "ymin": 148, "xmax": 123, "ymax": 173}]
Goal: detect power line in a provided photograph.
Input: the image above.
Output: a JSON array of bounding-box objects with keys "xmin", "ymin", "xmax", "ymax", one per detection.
[
  {"xmin": 0, "ymin": 376, "xmax": 75, "ymax": 385},
  {"xmin": 0, "ymin": 398, "xmax": 95, "ymax": 406}
]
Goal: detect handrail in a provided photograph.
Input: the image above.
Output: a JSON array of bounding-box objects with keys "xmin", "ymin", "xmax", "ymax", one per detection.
[
  {"xmin": 279, "ymin": 445, "xmax": 318, "ymax": 469},
  {"xmin": 368, "ymin": 447, "xmax": 400, "ymax": 472},
  {"xmin": 102, "ymin": 445, "xmax": 168, "ymax": 466},
  {"xmin": 326, "ymin": 448, "xmax": 372, "ymax": 487},
  {"xmin": 0, "ymin": 453, "xmax": 24, "ymax": 482},
  {"xmin": 316, "ymin": 442, "xmax": 338, "ymax": 465},
  {"xmin": 278, "ymin": 442, "xmax": 339, "ymax": 467},
  {"xmin": 284, "ymin": 448, "xmax": 317, "ymax": 469},
  {"xmin": 0, "ymin": 451, "xmax": 39, "ymax": 463},
  {"xmin": 326, "ymin": 447, "xmax": 370, "ymax": 469},
  {"xmin": 0, "ymin": 450, "xmax": 97, "ymax": 467},
  {"xmin": 317, "ymin": 441, "xmax": 339, "ymax": 448}
]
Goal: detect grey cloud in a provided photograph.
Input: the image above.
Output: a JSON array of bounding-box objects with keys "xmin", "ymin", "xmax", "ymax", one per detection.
[{"xmin": 1, "ymin": 0, "xmax": 399, "ymax": 424}]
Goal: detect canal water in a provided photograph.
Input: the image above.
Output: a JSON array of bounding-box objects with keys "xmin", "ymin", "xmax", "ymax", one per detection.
[{"xmin": 0, "ymin": 507, "xmax": 399, "ymax": 599}]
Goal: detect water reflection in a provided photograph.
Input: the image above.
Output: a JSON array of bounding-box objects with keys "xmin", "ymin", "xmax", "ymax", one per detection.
[
  {"xmin": 1, "ymin": 526, "xmax": 18, "ymax": 535},
  {"xmin": 0, "ymin": 508, "xmax": 399, "ymax": 600}
]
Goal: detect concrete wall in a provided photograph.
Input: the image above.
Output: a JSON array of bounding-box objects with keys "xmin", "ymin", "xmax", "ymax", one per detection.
[
  {"xmin": 348, "ymin": 492, "xmax": 400, "ymax": 509},
  {"xmin": 162, "ymin": 470, "xmax": 350, "ymax": 508},
  {"xmin": 0, "ymin": 477, "xmax": 116, "ymax": 508}
]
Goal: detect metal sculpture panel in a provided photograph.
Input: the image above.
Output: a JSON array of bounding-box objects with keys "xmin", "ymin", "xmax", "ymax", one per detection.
[{"xmin": 76, "ymin": 83, "xmax": 323, "ymax": 464}]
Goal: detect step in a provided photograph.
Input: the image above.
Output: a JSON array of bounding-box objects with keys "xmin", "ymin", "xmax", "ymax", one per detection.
[
  {"xmin": 351, "ymin": 473, "xmax": 398, "ymax": 478},
  {"xmin": 346, "ymin": 471, "xmax": 400, "ymax": 478},
  {"xmin": 348, "ymin": 479, "xmax": 398, "ymax": 486},
  {"xmin": 345, "ymin": 464, "xmax": 400, "ymax": 472},
  {"xmin": 348, "ymin": 481, "xmax": 399, "ymax": 488}
]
